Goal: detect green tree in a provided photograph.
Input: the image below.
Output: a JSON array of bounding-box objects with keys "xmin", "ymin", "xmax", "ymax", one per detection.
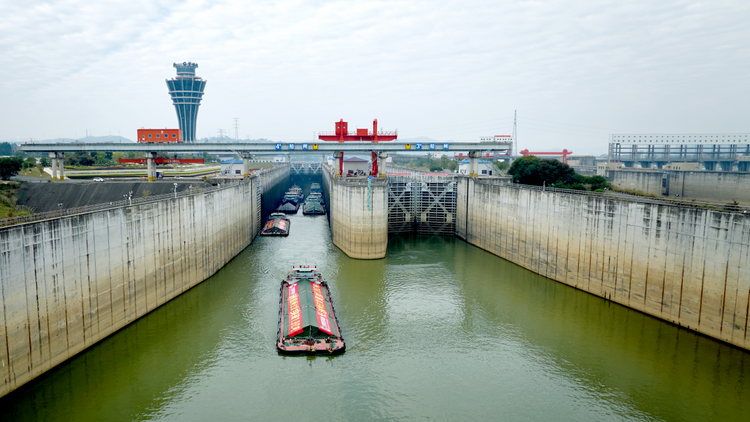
[
  {"xmin": 0, "ymin": 142, "xmax": 13, "ymax": 156},
  {"xmin": 77, "ymin": 153, "xmax": 95, "ymax": 166},
  {"xmin": 112, "ymin": 152, "xmax": 125, "ymax": 164},
  {"xmin": 494, "ymin": 161, "xmax": 510, "ymax": 172},
  {"xmin": 22, "ymin": 156, "xmax": 37, "ymax": 169},
  {"xmin": 585, "ymin": 175, "xmax": 609, "ymax": 191},
  {"xmin": 40, "ymin": 157, "xmax": 50, "ymax": 167},
  {"xmin": 508, "ymin": 156, "xmax": 580, "ymax": 188},
  {"xmin": 0, "ymin": 157, "xmax": 23, "ymax": 180},
  {"xmin": 440, "ymin": 155, "xmax": 457, "ymax": 171},
  {"xmin": 95, "ymin": 152, "xmax": 110, "ymax": 165}
]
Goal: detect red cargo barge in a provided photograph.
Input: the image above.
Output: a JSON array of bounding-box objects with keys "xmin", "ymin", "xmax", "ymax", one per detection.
[
  {"xmin": 260, "ymin": 213, "xmax": 290, "ymax": 236},
  {"xmin": 277, "ymin": 266, "xmax": 345, "ymax": 355}
]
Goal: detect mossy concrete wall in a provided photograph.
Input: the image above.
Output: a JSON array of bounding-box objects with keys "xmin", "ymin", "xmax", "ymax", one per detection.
[
  {"xmin": 0, "ymin": 167, "xmax": 288, "ymax": 398},
  {"xmin": 457, "ymin": 177, "xmax": 750, "ymax": 351}
]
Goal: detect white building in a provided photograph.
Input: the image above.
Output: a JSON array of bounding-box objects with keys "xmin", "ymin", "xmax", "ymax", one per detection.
[
  {"xmin": 608, "ymin": 133, "xmax": 750, "ymax": 171},
  {"xmin": 457, "ymin": 159, "xmax": 495, "ymax": 176},
  {"xmin": 479, "ymin": 135, "xmax": 513, "ymax": 143},
  {"xmin": 273, "ymin": 155, "xmax": 287, "ymax": 163},
  {"xmin": 343, "ymin": 157, "xmax": 369, "ymax": 176},
  {"xmin": 220, "ymin": 159, "xmax": 244, "ymax": 176}
]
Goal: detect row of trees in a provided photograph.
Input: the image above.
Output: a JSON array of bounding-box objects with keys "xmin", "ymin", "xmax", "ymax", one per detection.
[{"xmin": 507, "ymin": 156, "xmax": 609, "ymax": 191}]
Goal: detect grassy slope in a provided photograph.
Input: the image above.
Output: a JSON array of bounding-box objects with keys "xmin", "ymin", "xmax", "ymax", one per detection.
[{"xmin": 17, "ymin": 168, "xmax": 51, "ymax": 178}]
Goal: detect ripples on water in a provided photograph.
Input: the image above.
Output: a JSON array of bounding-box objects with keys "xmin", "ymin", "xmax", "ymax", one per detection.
[{"xmin": 1, "ymin": 212, "xmax": 749, "ymax": 421}]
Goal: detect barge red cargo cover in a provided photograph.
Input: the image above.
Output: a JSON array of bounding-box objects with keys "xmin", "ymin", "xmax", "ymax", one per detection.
[{"xmin": 277, "ymin": 266, "xmax": 345, "ymax": 355}]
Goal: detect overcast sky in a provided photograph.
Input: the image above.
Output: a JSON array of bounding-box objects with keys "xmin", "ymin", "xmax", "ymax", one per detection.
[{"xmin": 1, "ymin": 0, "xmax": 748, "ymax": 154}]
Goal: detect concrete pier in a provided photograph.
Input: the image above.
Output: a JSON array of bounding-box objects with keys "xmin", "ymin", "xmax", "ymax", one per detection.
[
  {"xmin": 323, "ymin": 168, "xmax": 388, "ymax": 259},
  {"xmin": 457, "ymin": 177, "xmax": 750, "ymax": 351},
  {"xmin": 0, "ymin": 166, "xmax": 288, "ymax": 398}
]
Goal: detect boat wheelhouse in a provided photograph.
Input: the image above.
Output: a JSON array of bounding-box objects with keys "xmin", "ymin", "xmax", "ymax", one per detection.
[
  {"xmin": 277, "ymin": 266, "xmax": 345, "ymax": 355},
  {"xmin": 260, "ymin": 213, "xmax": 290, "ymax": 236}
]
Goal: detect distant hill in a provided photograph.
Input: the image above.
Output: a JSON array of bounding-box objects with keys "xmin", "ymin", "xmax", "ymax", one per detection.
[{"xmin": 196, "ymin": 137, "xmax": 273, "ymax": 143}]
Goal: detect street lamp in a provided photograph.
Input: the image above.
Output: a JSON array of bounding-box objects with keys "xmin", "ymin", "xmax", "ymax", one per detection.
[{"xmin": 174, "ymin": 182, "xmax": 178, "ymax": 198}]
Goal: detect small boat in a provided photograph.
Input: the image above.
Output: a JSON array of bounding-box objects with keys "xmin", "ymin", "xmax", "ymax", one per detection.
[
  {"xmin": 303, "ymin": 200, "xmax": 325, "ymax": 215},
  {"xmin": 260, "ymin": 213, "xmax": 290, "ymax": 236},
  {"xmin": 286, "ymin": 185, "xmax": 305, "ymax": 203},
  {"xmin": 307, "ymin": 192, "xmax": 324, "ymax": 205},
  {"xmin": 277, "ymin": 266, "xmax": 345, "ymax": 355},
  {"xmin": 282, "ymin": 193, "xmax": 303, "ymax": 204},
  {"xmin": 310, "ymin": 183, "xmax": 322, "ymax": 194}
]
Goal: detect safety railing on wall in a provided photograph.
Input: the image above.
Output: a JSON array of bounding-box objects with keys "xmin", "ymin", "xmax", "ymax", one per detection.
[
  {"xmin": 0, "ymin": 166, "xmax": 287, "ymax": 228},
  {"xmin": 475, "ymin": 178, "xmax": 750, "ymax": 214}
]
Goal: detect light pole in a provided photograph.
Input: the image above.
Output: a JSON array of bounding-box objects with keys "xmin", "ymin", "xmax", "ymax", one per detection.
[{"xmin": 174, "ymin": 182, "xmax": 178, "ymax": 198}]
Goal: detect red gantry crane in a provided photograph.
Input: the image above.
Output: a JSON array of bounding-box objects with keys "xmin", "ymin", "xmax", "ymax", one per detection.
[
  {"xmin": 519, "ymin": 149, "xmax": 573, "ymax": 164},
  {"xmin": 319, "ymin": 119, "xmax": 397, "ymax": 177}
]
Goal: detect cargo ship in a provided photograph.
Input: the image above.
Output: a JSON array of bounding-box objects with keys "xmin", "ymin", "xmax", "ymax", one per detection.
[
  {"xmin": 275, "ymin": 201, "xmax": 300, "ymax": 214},
  {"xmin": 302, "ymin": 199, "xmax": 325, "ymax": 215},
  {"xmin": 277, "ymin": 266, "xmax": 345, "ymax": 355},
  {"xmin": 260, "ymin": 213, "xmax": 290, "ymax": 236}
]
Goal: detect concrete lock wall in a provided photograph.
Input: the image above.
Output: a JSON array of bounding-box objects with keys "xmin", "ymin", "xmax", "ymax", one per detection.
[
  {"xmin": 457, "ymin": 177, "xmax": 750, "ymax": 351},
  {"xmin": 259, "ymin": 165, "xmax": 291, "ymax": 219},
  {"xmin": 609, "ymin": 170, "xmax": 664, "ymax": 195},
  {"xmin": 0, "ymin": 167, "xmax": 287, "ymax": 398},
  {"xmin": 674, "ymin": 171, "xmax": 750, "ymax": 202},
  {"xmin": 610, "ymin": 170, "xmax": 750, "ymax": 203},
  {"xmin": 323, "ymin": 169, "xmax": 388, "ymax": 259}
]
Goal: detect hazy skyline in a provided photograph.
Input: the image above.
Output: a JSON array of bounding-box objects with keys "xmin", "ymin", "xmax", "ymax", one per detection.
[{"xmin": 1, "ymin": 0, "xmax": 748, "ymax": 154}]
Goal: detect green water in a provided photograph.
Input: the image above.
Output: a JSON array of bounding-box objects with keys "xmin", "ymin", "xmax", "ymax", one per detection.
[{"xmin": 2, "ymin": 214, "xmax": 749, "ymax": 421}]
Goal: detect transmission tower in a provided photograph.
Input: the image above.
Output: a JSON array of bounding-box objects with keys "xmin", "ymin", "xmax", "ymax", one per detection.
[
  {"xmin": 218, "ymin": 129, "xmax": 226, "ymax": 142},
  {"xmin": 512, "ymin": 110, "xmax": 517, "ymax": 158},
  {"xmin": 233, "ymin": 118, "xmax": 239, "ymax": 141}
]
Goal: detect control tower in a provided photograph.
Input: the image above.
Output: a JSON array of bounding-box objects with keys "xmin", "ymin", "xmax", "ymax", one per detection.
[{"xmin": 166, "ymin": 62, "xmax": 206, "ymax": 143}]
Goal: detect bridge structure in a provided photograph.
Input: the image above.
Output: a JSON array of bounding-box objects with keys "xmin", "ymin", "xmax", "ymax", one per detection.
[{"xmin": 19, "ymin": 140, "xmax": 511, "ymax": 181}]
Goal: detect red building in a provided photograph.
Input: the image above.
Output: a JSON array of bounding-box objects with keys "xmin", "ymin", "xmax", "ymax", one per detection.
[{"xmin": 137, "ymin": 128, "xmax": 182, "ymax": 143}]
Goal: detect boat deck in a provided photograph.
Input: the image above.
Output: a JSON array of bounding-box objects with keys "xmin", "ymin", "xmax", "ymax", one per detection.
[{"xmin": 277, "ymin": 266, "xmax": 345, "ymax": 355}]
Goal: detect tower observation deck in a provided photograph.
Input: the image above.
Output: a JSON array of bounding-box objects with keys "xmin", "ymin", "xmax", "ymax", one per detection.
[{"xmin": 166, "ymin": 62, "xmax": 206, "ymax": 143}]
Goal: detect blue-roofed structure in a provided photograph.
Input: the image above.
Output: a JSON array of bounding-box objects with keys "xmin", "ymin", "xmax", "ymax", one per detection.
[
  {"xmin": 166, "ymin": 62, "xmax": 206, "ymax": 143},
  {"xmin": 220, "ymin": 158, "xmax": 245, "ymax": 176}
]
